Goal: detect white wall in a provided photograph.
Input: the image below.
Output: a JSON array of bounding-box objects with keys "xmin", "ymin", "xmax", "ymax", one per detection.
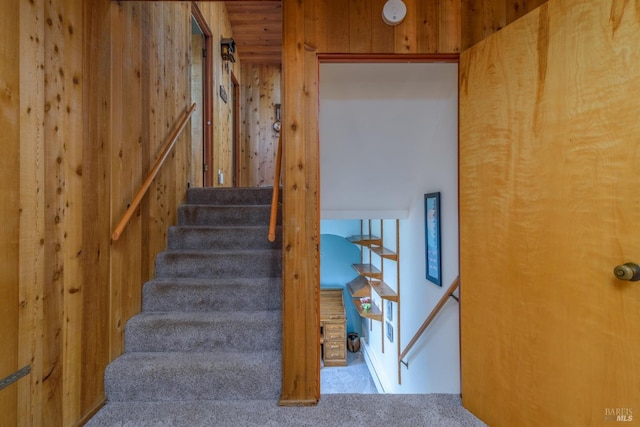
[{"xmin": 319, "ymin": 63, "xmax": 460, "ymax": 393}]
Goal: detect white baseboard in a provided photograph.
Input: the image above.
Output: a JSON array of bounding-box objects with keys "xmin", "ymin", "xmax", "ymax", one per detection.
[{"xmin": 362, "ymin": 341, "xmax": 390, "ymax": 394}]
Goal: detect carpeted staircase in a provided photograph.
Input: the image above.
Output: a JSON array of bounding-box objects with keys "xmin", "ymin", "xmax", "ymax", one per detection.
[
  {"xmin": 88, "ymin": 187, "xmax": 487, "ymax": 426},
  {"xmin": 102, "ymin": 187, "xmax": 282, "ymax": 403}
]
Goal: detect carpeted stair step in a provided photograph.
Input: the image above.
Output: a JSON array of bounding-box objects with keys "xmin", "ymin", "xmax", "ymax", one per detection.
[
  {"xmin": 86, "ymin": 395, "xmax": 487, "ymax": 427},
  {"xmin": 155, "ymin": 249, "xmax": 281, "ymax": 279},
  {"xmin": 168, "ymin": 225, "xmax": 281, "ymax": 251},
  {"xmin": 186, "ymin": 187, "xmax": 277, "ymax": 206},
  {"xmin": 125, "ymin": 310, "xmax": 281, "ymax": 353},
  {"xmin": 104, "ymin": 351, "xmax": 281, "ymax": 402},
  {"xmin": 142, "ymin": 277, "xmax": 282, "ymax": 312},
  {"xmin": 178, "ymin": 204, "xmax": 279, "ymax": 227}
]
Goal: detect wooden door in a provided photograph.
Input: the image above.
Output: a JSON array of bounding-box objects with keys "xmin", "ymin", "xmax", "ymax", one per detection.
[{"xmin": 459, "ymin": 1, "xmax": 640, "ymax": 426}]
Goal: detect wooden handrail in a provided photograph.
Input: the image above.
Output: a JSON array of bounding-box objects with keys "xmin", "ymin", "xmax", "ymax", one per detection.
[
  {"xmin": 111, "ymin": 103, "xmax": 197, "ymax": 241},
  {"xmin": 398, "ymin": 275, "xmax": 460, "ymax": 365},
  {"xmin": 268, "ymin": 131, "xmax": 282, "ymax": 242}
]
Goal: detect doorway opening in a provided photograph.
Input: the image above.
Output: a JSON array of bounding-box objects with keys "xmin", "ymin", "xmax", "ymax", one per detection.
[
  {"xmin": 318, "ymin": 56, "xmax": 460, "ymax": 394},
  {"xmin": 191, "ymin": 4, "xmax": 214, "ymax": 187},
  {"xmin": 231, "ymin": 71, "xmax": 240, "ymax": 186}
]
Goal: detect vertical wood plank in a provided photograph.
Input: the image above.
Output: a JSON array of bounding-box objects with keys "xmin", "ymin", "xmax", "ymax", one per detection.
[
  {"xmin": 109, "ymin": 1, "xmax": 125, "ymax": 361},
  {"xmin": 413, "ymin": 0, "xmax": 439, "ymax": 53},
  {"xmin": 18, "ymin": 0, "xmax": 46, "ymax": 424},
  {"xmin": 111, "ymin": 0, "xmax": 144, "ymax": 362},
  {"xmin": 303, "ymin": 0, "xmax": 321, "ymax": 398},
  {"xmin": 58, "ymin": 0, "xmax": 84, "ymax": 423},
  {"xmin": 241, "ymin": 64, "xmax": 257, "ymax": 186},
  {"xmin": 484, "ymin": 0, "xmax": 507, "ymax": 37},
  {"xmin": 254, "ymin": 65, "xmax": 280, "ymax": 186},
  {"xmin": 349, "ymin": 0, "xmax": 372, "ymax": 53},
  {"xmin": 81, "ymin": 0, "xmax": 112, "ymax": 414},
  {"xmin": 280, "ymin": 0, "xmax": 320, "ymax": 404},
  {"xmin": 42, "ymin": 0, "xmax": 67, "ymax": 421},
  {"xmin": 323, "ymin": 0, "xmax": 350, "ymax": 53},
  {"xmin": 393, "ymin": 0, "xmax": 417, "ymax": 53},
  {"xmin": 1, "ymin": 0, "xmax": 22, "ymax": 425},
  {"xmin": 440, "ymin": 0, "xmax": 461, "ymax": 52},
  {"xmin": 144, "ymin": 1, "xmax": 163, "ymax": 280},
  {"xmin": 370, "ymin": 0, "xmax": 394, "ymax": 52},
  {"xmin": 147, "ymin": 0, "xmax": 165, "ymax": 266},
  {"xmin": 139, "ymin": 1, "xmax": 152, "ymax": 284}
]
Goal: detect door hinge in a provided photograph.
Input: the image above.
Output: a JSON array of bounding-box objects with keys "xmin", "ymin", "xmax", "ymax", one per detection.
[
  {"xmin": 202, "ymin": 48, "xmax": 207, "ymax": 58},
  {"xmin": 204, "ymin": 164, "xmax": 209, "ymax": 172}
]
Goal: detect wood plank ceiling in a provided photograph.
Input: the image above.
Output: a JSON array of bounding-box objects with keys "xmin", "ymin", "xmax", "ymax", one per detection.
[{"xmin": 224, "ymin": 1, "xmax": 282, "ymax": 65}]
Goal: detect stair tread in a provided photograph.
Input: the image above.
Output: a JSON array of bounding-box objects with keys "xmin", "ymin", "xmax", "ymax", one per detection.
[
  {"xmin": 170, "ymin": 224, "xmax": 274, "ymax": 229},
  {"xmin": 160, "ymin": 248, "xmax": 281, "ymax": 253},
  {"xmin": 130, "ymin": 310, "xmax": 281, "ymax": 321},
  {"xmin": 125, "ymin": 311, "xmax": 281, "ymax": 353},
  {"xmin": 142, "ymin": 277, "xmax": 282, "ymax": 312},
  {"xmin": 145, "ymin": 276, "xmax": 281, "ymax": 285},
  {"xmin": 105, "ymin": 351, "xmax": 281, "ymax": 402}
]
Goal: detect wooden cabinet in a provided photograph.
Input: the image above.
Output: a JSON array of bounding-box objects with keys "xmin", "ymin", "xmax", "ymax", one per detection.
[{"xmin": 320, "ymin": 289, "xmax": 347, "ymax": 366}]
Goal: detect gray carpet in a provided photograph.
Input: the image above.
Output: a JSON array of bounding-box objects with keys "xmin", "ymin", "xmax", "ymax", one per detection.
[
  {"xmin": 88, "ymin": 188, "xmax": 486, "ymax": 427},
  {"xmin": 321, "ymin": 350, "xmax": 378, "ymax": 394},
  {"xmin": 101, "ymin": 188, "xmax": 283, "ymax": 404},
  {"xmin": 86, "ymin": 394, "xmax": 486, "ymax": 426}
]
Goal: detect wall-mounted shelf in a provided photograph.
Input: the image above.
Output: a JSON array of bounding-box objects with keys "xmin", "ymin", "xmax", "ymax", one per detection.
[
  {"xmin": 347, "ymin": 234, "xmax": 382, "ymax": 247},
  {"xmin": 353, "ymin": 299, "xmax": 383, "ymax": 321},
  {"xmin": 347, "ymin": 219, "xmax": 403, "ymax": 385},
  {"xmin": 352, "ymin": 263, "xmax": 383, "ymax": 279},
  {"xmin": 347, "ymin": 219, "xmax": 400, "ymax": 316},
  {"xmin": 369, "ymin": 280, "xmax": 398, "ymax": 302},
  {"xmin": 347, "ymin": 276, "xmax": 370, "ymax": 298},
  {"xmin": 371, "ymin": 246, "xmax": 398, "ymax": 261}
]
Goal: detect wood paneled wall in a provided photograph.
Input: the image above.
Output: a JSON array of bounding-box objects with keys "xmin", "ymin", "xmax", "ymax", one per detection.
[
  {"xmin": 460, "ymin": 0, "xmax": 549, "ymax": 49},
  {"xmin": 239, "ymin": 64, "xmax": 281, "ymax": 187},
  {"xmin": 317, "ymin": 0, "xmax": 461, "ymax": 53},
  {"xmin": 2, "ymin": 1, "xmax": 193, "ymax": 425},
  {"xmin": 1, "ymin": 3, "xmax": 24, "ymax": 427}
]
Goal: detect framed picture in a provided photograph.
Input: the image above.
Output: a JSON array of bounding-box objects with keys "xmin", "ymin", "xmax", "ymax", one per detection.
[
  {"xmin": 385, "ymin": 321, "xmax": 394, "ymax": 343},
  {"xmin": 425, "ymin": 192, "xmax": 442, "ymax": 286}
]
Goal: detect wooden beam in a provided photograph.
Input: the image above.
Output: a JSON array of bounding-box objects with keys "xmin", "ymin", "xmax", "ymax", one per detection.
[{"xmin": 279, "ymin": 0, "xmax": 320, "ymax": 405}]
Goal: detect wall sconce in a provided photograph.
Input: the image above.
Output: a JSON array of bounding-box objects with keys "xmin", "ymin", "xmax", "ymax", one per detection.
[
  {"xmin": 382, "ymin": 0, "xmax": 406, "ymax": 26},
  {"xmin": 221, "ymin": 37, "xmax": 236, "ymax": 62}
]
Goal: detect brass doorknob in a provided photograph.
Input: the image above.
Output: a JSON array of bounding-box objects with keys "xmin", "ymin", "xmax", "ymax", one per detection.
[{"xmin": 613, "ymin": 263, "xmax": 640, "ymax": 281}]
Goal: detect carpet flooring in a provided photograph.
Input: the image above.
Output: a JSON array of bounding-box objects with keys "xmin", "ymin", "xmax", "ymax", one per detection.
[
  {"xmin": 86, "ymin": 188, "xmax": 486, "ymax": 426},
  {"xmin": 87, "ymin": 394, "xmax": 485, "ymax": 427},
  {"xmin": 321, "ymin": 350, "xmax": 378, "ymax": 394}
]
